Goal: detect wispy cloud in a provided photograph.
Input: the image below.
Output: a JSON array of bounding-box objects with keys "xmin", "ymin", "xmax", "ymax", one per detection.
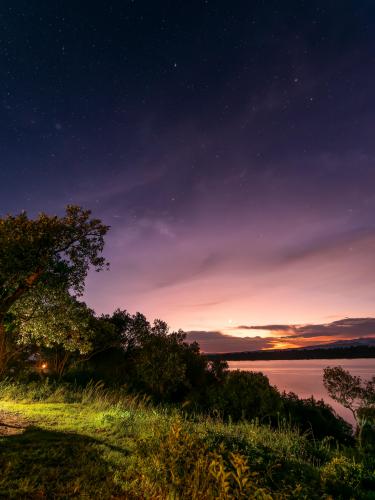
[
  {"xmin": 237, "ymin": 317, "xmax": 375, "ymax": 340},
  {"xmin": 153, "ymin": 252, "xmax": 226, "ymax": 289},
  {"xmin": 288, "ymin": 318, "xmax": 375, "ymax": 339},
  {"xmin": 237, "ymin": 324, "xmax": 296, "ymax": 332},
  {"xmin": 186, "ymin": 330, "xmax": 276, "ymax": 353},
  {"xmin": 277, "ymin": 227, "xmax": 375, "ymax": 266}
]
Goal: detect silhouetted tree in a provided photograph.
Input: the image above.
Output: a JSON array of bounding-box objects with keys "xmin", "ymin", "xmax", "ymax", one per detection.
[
  {"xmin": 131, "ymin": 321, "xmax": 208, "ymax": 402},
  {"xmin": 323, "ymin": 366, "xmax": 375, "ymax": 447}
]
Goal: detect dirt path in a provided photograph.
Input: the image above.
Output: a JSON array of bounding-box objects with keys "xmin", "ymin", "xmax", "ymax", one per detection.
[{"xmin": 0, "ymin": 410, "xmax": 30, "ymax": 436}]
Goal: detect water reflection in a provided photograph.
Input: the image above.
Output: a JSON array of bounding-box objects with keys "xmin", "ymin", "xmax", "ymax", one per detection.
[{"xmin": 228, "ymin": 358, "xmax": 374, "ymax": 426}]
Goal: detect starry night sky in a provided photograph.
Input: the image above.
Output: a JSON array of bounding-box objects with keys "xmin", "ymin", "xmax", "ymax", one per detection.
[{"xmin": 2, "ymin": 1, "xmax": 375, "ymax": 351}]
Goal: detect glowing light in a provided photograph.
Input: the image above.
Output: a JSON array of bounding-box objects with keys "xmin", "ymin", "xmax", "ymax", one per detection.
[{"xmin": 41, "ymin": 363, "xmax": 47, "ymax": 369}]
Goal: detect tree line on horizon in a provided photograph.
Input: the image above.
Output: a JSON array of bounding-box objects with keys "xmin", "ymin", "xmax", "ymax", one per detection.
[
  {"xmin": 0, "ymin": 206, "xmax": 374, "ymax": 450},
  {"xmin": 207, "ymin": 345, "xmax": 375, "ymax": 360}
]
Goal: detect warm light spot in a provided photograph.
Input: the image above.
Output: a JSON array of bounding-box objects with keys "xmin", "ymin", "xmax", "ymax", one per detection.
[
  {"xmin": 41, "ymin": 363, "xmax": 47, "ymax": 369},
  {"xmin": 265, "ymin": 341, "xmax": 299, "ymax": 350}
]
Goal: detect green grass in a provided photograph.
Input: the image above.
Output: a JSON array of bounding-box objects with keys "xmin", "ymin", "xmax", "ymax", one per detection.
[{"xmin": 0, "ymin": 381, "xmax": 374, "ymax": 499}]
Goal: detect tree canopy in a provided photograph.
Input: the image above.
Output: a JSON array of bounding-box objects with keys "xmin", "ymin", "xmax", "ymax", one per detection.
[
  {"xmin": 323, "ymin": 366, "xmax": 375, "ymax": 446},
  {"xmin": 0, "ymin": 206, "xmax": 109, "ymax": 374}
]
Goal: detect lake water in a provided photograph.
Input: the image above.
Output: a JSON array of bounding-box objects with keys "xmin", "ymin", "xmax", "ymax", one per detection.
[{"xmin": 228, "ymin": 358, "xmax": 375, "ymax": 426}]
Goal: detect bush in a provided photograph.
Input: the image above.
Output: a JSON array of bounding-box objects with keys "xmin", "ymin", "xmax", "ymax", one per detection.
[
  {"xmin": 282, "ymin": 392, "xmax": 354, "ymax": 444},
  {"xmin": 206, "ymin": 370, "xmax": 282, "ymax": 422},
  {"xmin": 139, "ymin": 417, "xmax": 273, "ymax": 499},
  {"xmin": 358, "ymin": 406, "xmax": 375, "ymax": 452},
  {"xmin": 321, "ymin": 456, "xmax": 364, "ymax": 498}
]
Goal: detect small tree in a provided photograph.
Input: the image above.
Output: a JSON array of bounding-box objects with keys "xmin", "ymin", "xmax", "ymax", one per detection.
[
  {"xmin": 323, "ymin": 366, "xmax": 375, "ymax": 446},
  {"xmin": 0, "ymin": 205, "xmax": 109, "ymax": 375},
  {"xmin": 132, "ymin": 321, "xmax": 198, "ymax": 401}
]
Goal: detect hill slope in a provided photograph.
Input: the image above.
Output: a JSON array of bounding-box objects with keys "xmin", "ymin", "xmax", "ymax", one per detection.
[{"xmin": 0, "ymin": 383, "xmax": 374, "ymax": 499}]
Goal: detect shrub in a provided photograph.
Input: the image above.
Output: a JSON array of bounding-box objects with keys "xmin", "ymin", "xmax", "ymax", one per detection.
[
  {"xmin": 282, "ymin": 392, "xmax": 354, "ymax": 444},
  {"xmin": 206, "ymin": 370, "xmax": 282, "ymax": 422},
  {"xmin": 321, "ymin": 456, "xmax": 364, "ymax": 498},
  {"xmin": 140, "ymin": 417, "xmax": 273, "ymax": 499}
]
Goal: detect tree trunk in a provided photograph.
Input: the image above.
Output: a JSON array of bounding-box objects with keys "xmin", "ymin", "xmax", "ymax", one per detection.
[
  {"xmin": 0, "ymin": 269, "xmax": 44, "ymax": 377},
  {"xmin": 46, "ymin": 349, "xmax": 71, "ymax": 379}
]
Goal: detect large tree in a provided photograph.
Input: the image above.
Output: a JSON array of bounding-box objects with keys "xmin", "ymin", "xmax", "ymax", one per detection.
[{"xmin": 0, "ymin": 205, "xmax": 109, "ymax": 375}]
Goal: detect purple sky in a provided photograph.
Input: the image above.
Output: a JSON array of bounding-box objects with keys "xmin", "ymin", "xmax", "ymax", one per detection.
[{"xmin": 1, "ymin": 2, "xmax": 375, "ymax": 351}]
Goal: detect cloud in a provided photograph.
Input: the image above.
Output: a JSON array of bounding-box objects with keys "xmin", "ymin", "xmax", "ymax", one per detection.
[
  {"xmin": 236, "ymin": 317, "xmax": 375, "ymax": 340},
  {"xmin": 154, "ymin": 252, "xmax": 225, "ymax": 289},
  {"xmin": 278, "ymin": 227, "xmax": 375, "ymax": 266},
  {"xmin": 176, "ymin": 300, "xmax": 225, "ymax": 309},
  {"xmin": 186, "ymin": 318, "xmax": 375, "ymax": 353},
  {"xmin": 186, "ymin": 330, "xmax": 276, "ymax": 353},
  {"xmin": 136, "ymin": 217, "xmax": 176, "ymax": 239},
  {"xmin": 289, "ymin": 317, "xmax": 375, "ymax": 339},
  {"xmin": 237, "ymin": 324, "xmax": 296, "ymax": 332}
]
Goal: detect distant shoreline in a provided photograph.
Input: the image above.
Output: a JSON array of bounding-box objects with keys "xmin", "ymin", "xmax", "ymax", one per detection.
[{"xmin": 206, "ymin": 345, "xmax": 375, "ymax": 361}]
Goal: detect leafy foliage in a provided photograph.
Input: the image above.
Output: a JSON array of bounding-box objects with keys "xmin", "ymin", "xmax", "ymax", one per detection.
[
  {"xmin": 86, "ymin": 311, "xmax": 211, "ymax": 403},
  {"xmin": 0, "ymin": 205, "xmax": 108, "ymax": 302},
  {"xmin": 206, "ymin": 370, "xmax": 282, "ymax": 422},
  {"xmin": 1, "ymin": 387, "xmax": 373, "ymax": 499},
  {"xmin": 323, "ymin": 366, "xmax": 375, "ymax": 447},
  {"xmin": 282, "ymin": 392, "xmax": 353, "ymax": 444},
  {"xmin": 16, "ymin": 289, "xmax": 95, "ymax": 354},
  {"xmin": 320, "ymin": 456, "xmax": 365, "ymax": 499},
  {"xmin": 141, "ymin": 417, "xmax": 273, "ymax": 499},
  {"xmin": 0, "ymin": 206, "xmax": 109, "ymax": 374}
]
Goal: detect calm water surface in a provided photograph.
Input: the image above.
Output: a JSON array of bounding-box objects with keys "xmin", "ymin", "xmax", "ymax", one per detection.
[{"xmin": 228, "ymin": 358, "xmax": 374, "ymax": 425}]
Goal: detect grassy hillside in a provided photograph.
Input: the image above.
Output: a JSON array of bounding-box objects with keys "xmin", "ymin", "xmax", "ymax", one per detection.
[{"xmin": 0, "ymin": 381, "xmax": 374, "ymax": 499}]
